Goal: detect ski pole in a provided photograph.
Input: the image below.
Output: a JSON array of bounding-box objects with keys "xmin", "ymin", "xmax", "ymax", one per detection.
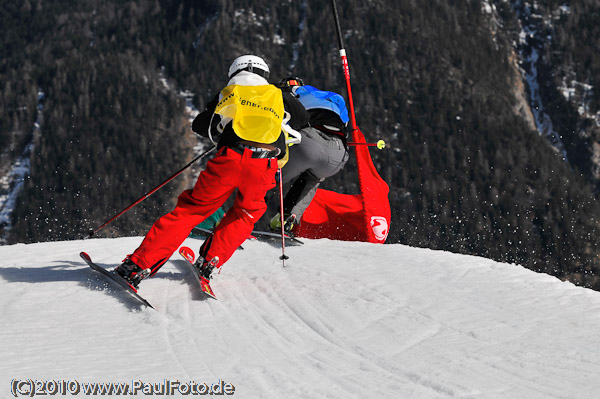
[
  {"xmin": 86, "ymin": 145, "xmax": 217, "ymax": 239},
  {"xmin": 348, "ymin": 140, "xmax": 386, "ymax": 149},
  {"xmin": 277, "ymin": 168, "xmax": 289, "ymax": 266}
]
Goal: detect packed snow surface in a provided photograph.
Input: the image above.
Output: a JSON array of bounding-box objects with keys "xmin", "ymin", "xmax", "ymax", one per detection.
[{"xmin": 2, "ymin": 236, "xmax": 600, "ymax": 398}]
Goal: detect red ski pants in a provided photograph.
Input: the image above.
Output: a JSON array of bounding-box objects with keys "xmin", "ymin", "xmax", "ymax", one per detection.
[{"xmin": 130, "ymin": 147, "xmax": 278, "ymax": 272}]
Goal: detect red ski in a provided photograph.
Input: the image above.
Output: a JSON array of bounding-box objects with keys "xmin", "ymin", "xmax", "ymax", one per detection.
[{"xmin": 178, "ymin": 246, "xmax": 217, "ymax": 300}]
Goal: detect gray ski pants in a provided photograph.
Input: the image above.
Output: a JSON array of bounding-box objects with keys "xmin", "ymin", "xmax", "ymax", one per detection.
[{"xmin": 281, "ymin": 126, "xmax": 349, "ymax": 219}]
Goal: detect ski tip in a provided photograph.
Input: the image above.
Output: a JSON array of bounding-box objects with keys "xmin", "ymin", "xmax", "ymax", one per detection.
[
  {"xmin": 80, "ymin": 252, "xmax": 91, "ymax": 261},
  {"xmin": 179, "ymin": 246, "xmax": 196, "ymax": 264}
]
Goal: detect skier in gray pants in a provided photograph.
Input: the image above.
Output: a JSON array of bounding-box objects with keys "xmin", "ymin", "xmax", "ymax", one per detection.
[{"xmin": 269, "ymin": 77, "xmax": 350, "ymax": 232}]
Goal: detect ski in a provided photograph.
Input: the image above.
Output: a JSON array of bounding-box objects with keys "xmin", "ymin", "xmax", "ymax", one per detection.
[
  {"xmin": 191, "ymin": 227, "xmax": 303, "ymax": 246},
  {"xmin": 80, "ymin": 252, "xmax": 154, "ymax": 309},
  {"xmin": 178, "ymin": 246, "xmax": 217, "ymax": 300},
  {"xmin": 249, "ymin": 230, "xmax": 304, "ymax": 246}
]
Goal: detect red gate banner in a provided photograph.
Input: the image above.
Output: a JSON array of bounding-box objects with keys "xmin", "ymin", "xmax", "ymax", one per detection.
[{"xmin": 296, "ymin": 128, "xmax": 390, "ymax": 243}]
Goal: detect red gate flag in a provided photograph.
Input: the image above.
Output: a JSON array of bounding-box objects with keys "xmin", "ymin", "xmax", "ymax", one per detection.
[
  {"xmin": 296, "ymin": 0, "xmax": 391, "ymax": 243},
  {"xmin": 296, "ymin": 128, "xmax": 391, "ymax": 243}
]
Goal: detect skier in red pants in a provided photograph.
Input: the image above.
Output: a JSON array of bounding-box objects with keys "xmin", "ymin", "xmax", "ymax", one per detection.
[{"xmin": 116, "ymin": 54, "xmax": 308, "ymax": 289}]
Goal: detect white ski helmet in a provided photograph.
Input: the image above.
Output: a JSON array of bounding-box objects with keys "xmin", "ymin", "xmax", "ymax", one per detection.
[{"xmin": 228, "ymin": 54, "xmax": 270, "ymax": 79}]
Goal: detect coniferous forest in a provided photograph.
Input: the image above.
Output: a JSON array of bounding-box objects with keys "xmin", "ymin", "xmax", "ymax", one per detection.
[{"xmin": 2, "ymin": 0, "xmax": 600, "ymax": 290}]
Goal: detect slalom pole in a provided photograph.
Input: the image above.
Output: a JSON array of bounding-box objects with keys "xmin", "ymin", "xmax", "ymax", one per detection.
[
  {"xmin": 86, "ymin": 145, "xmax": 217, "ymax": 239},
  {"xmin": 277, "ymin": 168, "xmax": 290, "ymax": 266},
  {"xmin": 331, "ymin": 1, "xmax": 388, "ymax": 152},
  {"xmin": 331, "ymin": 0, "xmax": 358, "ymax": 136}
]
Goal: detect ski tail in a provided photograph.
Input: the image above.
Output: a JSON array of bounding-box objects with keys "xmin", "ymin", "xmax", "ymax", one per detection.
[
  {"xmin": 178, "ymin": 246, "xmax": 217, "ymax": 300},
  {"xmin": 199, "ymin": 276, "xmax": 217, "ymax": 300}
]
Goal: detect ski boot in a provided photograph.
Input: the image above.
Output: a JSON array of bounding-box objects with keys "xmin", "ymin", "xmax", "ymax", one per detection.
[
  {"xmin": 193, "ymin": 256, "xmax": 220, "ymax": 282},
  {"xmin": 269, "ymin": 213, "xmax": 297, "ymax": 235},
  {"xmin": 115, "ymin": 258, "xmax": 149, "ymax": 290},
  {"xmin": 193, "ymin": 256, "xmax": 219, "ymax": 299}
]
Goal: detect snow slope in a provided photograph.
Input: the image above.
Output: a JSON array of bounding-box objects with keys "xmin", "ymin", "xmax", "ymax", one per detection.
[{"xmin": 1, "ymin": 236, "xmax": 600, "ymax": 398}]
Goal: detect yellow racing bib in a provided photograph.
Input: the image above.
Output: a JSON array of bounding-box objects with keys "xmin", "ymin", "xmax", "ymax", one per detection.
[{"xmin": 215, "ymin": 84, "xmax": 284, "ymax": 144}]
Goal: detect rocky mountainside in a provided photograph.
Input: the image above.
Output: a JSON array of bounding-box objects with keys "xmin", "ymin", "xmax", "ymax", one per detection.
[{"xmin": 1, "ymin": 0, "xmax": 600, "ymax": 289}]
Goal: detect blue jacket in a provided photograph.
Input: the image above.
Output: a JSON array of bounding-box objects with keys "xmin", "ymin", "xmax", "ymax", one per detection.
[{"xmin": 294, "ymin": 85, "xmax": 349, "ymax": 124}]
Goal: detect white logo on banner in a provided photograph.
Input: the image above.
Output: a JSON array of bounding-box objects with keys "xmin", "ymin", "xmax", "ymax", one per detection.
[{"xmin": 370, "ymin": 216, "xmax": 389, "ymax": 241}]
